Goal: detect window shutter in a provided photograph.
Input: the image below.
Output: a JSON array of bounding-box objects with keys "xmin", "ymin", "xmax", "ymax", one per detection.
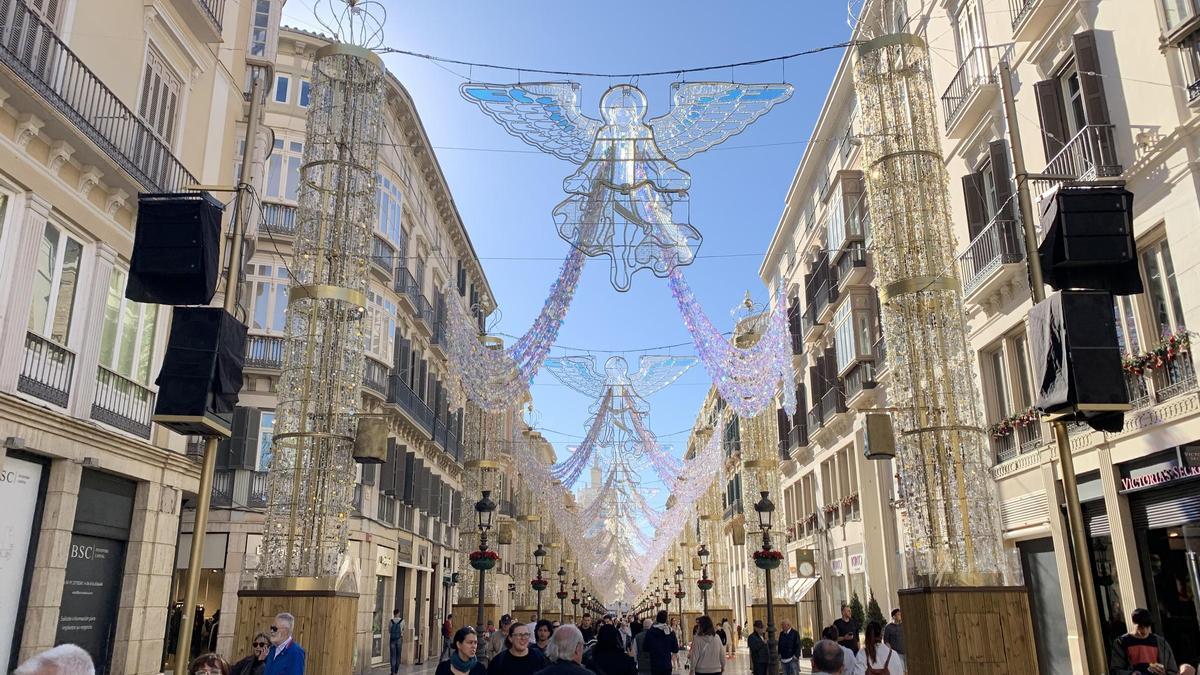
[
  {"xmin": 961, "ymin": 172, "xmax": 987, "ymax": 240},
  {"xmin": 217, "ymin": 407, "xmax": 255, "ymax": 470},
  {"xmin": 401, "ymin": 451, "xmax": 416, "ymax": 504},
  {"xmin": 1072, "ymin": 31, "xmax": 1111, "ymax": 126},
  {"xmin": 1033, "ymin": 79, "xmax": 1068, "ymax": 160},
  {"xmin": 362, "ymin": 463, "xmax": 377, "ymax": 486},
  {"xmin": 418, "ymin": 359, "xmax": 428, "ymax": 401},
  {"xmin": 776, "ymin": 408, "xmax": 792, "ymax": 459},
  {"xmin": 988, "ymin": 140, "xmax": 1014, "ymax": 222},
  {"xmin": 380, "ymin": 439, "xmax": 398, "ymax": 495}
]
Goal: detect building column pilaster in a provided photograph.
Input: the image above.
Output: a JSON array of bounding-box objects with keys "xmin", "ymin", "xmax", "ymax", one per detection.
[
  {"xmin": 1040, "ymin": 460, "xmax": 1088, "ymax": 670},
  {"xmin": 19, "ymin": 458, "xmax": 81, "ymax": 662},
  {"xmin": 0, "ymin": 193, "xmax": 52, "ymax": 392},
  {"xmin": 1096, "ymin": 445, "xmax": 1146, "ymax": 626},
  {"xmin": 856, "ymin": 439, "xmax": 902, "ymax": 607},
  {"xmin": 67, "ymin": 242, "xmax": 117, "ymax": 420}
]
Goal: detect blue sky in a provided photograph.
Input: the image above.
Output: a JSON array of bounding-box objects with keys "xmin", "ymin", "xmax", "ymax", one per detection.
[{"xmin": 283, "ymin": 2, "xmax": 850, "ymax": 506}]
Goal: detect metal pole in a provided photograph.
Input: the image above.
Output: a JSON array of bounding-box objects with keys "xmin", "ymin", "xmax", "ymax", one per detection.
[
  {"xmin": 1000, "ymin": 59, "xmax": 1107, "ymax": 675},
  {"xmin": 764, "ymin": 543, "xmax": 780, "ymax": 675},
  {"xmin": 173, "ymin": 74, "xmax": 263, "ymax": 675},
  {"xmin": 702, "ymin": 588, "xmax": 709, "ymax": 618},
  {"xmin": 536, "ymin": 589, "xmax": 542, "ymax": 621},
  {"xmin": 476, "ymin": 565, "xmax": 487, "ymax": 635}
]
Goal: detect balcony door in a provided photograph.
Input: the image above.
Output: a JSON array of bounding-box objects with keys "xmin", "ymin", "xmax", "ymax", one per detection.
[{"xmin": 953, "ymin": 0, "xmax": 984, "ymax": 65}]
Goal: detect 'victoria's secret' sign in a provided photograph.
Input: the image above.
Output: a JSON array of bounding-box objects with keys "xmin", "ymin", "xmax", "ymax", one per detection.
[{"xmin": 1119, "ymin": 446, "xmax": 1200, "ymax": 493}]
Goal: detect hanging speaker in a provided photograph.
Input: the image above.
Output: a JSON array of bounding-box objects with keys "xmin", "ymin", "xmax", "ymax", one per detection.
[
  {"xmin": 1037, "ymin": 186, "xmax": 1141, "ymax": 295},
  {"xmin": 1029, "ymin": 291, "xmax": 1128, "ymax": 432},
  {"xmin": 728, "ymin": 518, "xmax": 746, "ymax": 546},
  {"xmin": 153, "ymin": 307, "xmax": 247, "ymax": 436},
  {"xmin": 127, "ymin": 193, "xmax": 224, "ymax": 305},
  {"xmin": 353, "ymin": 417, "xmax": 388, "ymax": 464},
  {"xmin": 862, "ymin": 413, "xmax": 896, "ymax": 460}
]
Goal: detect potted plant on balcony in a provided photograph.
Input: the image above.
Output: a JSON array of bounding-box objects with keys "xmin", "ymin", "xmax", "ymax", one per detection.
[
  {"xmin": 469, "ymin": 549, "xmax": 499, "ymax": 571},
  {"xmin": 752, "ymin": 548, "xmax": 783, "ymax": 570}
]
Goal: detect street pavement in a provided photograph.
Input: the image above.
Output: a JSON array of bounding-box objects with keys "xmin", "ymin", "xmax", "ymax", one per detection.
[{"xmin": 368, "ymin": 643, "xmax": 814, "ymax": 675}]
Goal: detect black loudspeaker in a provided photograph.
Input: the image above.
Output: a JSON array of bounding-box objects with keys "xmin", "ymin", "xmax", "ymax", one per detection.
[
  {"xmin": 153, "ymin": 307, "xmax": 247, "ymax": 436},
  {"xmin": 1029, "ymin": 291, "xmax": 1128, "ymax": 432},
  {"xmin": 127, "ymin": 192, "xmax": 223, "ymax": 305},
  {"xmin": 1037, "ymin": 186, "xmax": 1141, "ymax": 295}
]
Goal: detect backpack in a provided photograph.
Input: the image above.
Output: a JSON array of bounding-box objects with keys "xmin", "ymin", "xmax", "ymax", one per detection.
[
  {"xmin": 864, "ymin": 647, "xmax": 892, "ymax": 675},
  {"xmin": 390, "ymin": 618, "xmax": 404, "ymax": 641}
]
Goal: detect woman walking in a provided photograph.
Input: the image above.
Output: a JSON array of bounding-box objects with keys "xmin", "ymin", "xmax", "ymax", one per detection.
[
  {"xmin": 854, "ymin": 622, "xmax": 902, "ymax": 675},
  {"xmin": 688, "ymin": 617, "xmax": 724, "ymax": 675},
  {"xmin": 230, "ymin": 633, "xmax": 270, "ymax": 675},
  {"xmin": 436, "ymin": 627, "xmax": 488, "ymax": 675}
]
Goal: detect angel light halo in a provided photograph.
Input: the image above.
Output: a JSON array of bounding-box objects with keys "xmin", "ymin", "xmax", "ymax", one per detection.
[{"xmin": 461, "ymin": 81, "xmax": 794, "ymax": 291}]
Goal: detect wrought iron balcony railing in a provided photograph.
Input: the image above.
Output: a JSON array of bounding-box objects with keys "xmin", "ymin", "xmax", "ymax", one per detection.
[
  {"xmin": 248, "ymin": 470, "xmax": 269, "ymax": 508},
  {"xmin": 1008, "ymin": 0, "xmax": 1037, "ymax": 29},
  {"xmin": 19, "ymin": 331, "xmax": 74, "ymax": 407},
  {"xmin": 872, "ymin": 336, "xmax": 888, "ymax": 375},
  {"xmin": 1153, "ymin": 352, "xmax": 1197, "ymax": 403},
  {"xmin": 91, "ymin": 366, "xmax": 155, "ymax": 438},
  {"xmin": 245, "ymin": 333, "xmax": 284, "ymax": 369},
  {"xmin": 1030, "ymin": 124, "xmax": 1122, "ymax": 195},
  {"xmin": 958, "ymin": 217, "xmax": 1024, "ymax": 297},
  {"xmin": 820, "ymin": 387, "xmax": 847, "ymax": 422},
  {"xmin": 371, "ymin": 234, "xmax": 395, "ymax": 278},
  {"xmin": 261, "ymin": 201, "xmax": 297, "ymax": 237},
  {"xmin": 842, "ymin": 361, "xmax": 877, "ymax": 402},
  {"xmin": 940, "ymin": 45, "xmax": 1009, "ymax": 131},
  {"xmin": 211, "ymin": 469, "xmax": 234, "ymax": 507},
  {"xmin": 0, "ymin": 0, "xmax": 195, "ymax": 192},
  {"xmin": 807, "ymin": 402, "xmax": 824, "ymax": 432},
  {"xmin": 416, "ymin": 294, "xmax": 436, "ymax": 329},
  {"xmin": 992, "ymin": 420, "xmax": 1044, "ymax": 464},
  {"xmin": 388, "ymin": 373, "xmax": 434, "ymax": 433},
  {"xmin": 196, "ymin": 0, "xmax": 224, "ymax": 29},
  {"xmin": 363, "ymin": 356, "xmax": 389, "ymax": 396}
]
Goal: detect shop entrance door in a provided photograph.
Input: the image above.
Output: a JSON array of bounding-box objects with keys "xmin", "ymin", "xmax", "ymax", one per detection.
[{"xmin": 1140, "ymin": 525, "xmax": 1200, "ymax": 667}]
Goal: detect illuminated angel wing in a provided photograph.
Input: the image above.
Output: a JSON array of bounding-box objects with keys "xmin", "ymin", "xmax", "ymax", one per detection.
[
  {"xmin": 459, "ymin": 82, "xmax": 603, "ymax": 163},
  {"xmin": 542, "ymin": 355, "xmax": 606, "ymax": 398},
  {"xmin": 629, "ymin": 355, "xmax": 698, "ymax": 396},
  {"xmin": 648, "ymin": 82, "xmax": 794, "ymax": 162}
]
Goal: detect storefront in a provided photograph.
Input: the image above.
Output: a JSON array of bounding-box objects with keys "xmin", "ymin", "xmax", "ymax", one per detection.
[
  {"xmin": 164, "ymin": 533, "xmax": 229, "ymax": 670},
  {"xmin": 1119, "ymin": 447, "xmax": 1200, "ymax": 666},
  {"xmin": 1, "ymin": 452, "xmax": 49, "ymax": 672},
  {"xmin": 373, "ymin": 546, "xmax": 395, "ymax": 663}
]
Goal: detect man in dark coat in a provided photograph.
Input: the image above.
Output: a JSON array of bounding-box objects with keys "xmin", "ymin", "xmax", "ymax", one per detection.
[
  {"xmin": 536, "ymin": 625, "xmax": 595, "ymax": 675},
  {"xmin": 777, "ymin": 620, "xmax": 800, "ymax": 675},
  {"xmin": 747, "ymin": 620, "xmax": 769, "ymax": 675},
  {"xmin": 641, "ymin": 611, "xmax": 678, "ymax": 675}
]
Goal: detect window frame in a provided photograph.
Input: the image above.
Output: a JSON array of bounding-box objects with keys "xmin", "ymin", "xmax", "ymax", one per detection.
[
  {"xmin": 299, "ymin": 79, "xmax": 312, "ymax": 108},
  {"xmin": 247, "ymin": 263, "xmax": 289, "ymax": 334},
  {"xmin": 138, "ymin": 43, "xmax": 183, "ymax": 147},
  {"xmin": 28, "ymin": 221, "xmax": 85, "ymax": 346},
  {"xmin": 98, "ymin": 267, "xmax": 160, "ymax": 385},
  {"xmin": 1139, "ymin": 236, "xmax": 1187, "ymax": 339},
  {"xmin": 257, "ymin": 410, "xmax": 275, "ymax": 472},
  {"xmin": 274, "ymin": 73, "xmax": 290, "ymax": 104}
]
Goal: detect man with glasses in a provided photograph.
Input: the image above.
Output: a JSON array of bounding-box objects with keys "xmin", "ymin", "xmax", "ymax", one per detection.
[
  {"xmin": 265, "ymin": 612, "xmax": 306, "ymax": 675},
  {"xmin": 486, "ymin": 623, "xmax": 546, "ymax": 675},
  {"xmin": 232, "ymin": 633, "xmax": 271, "ymax": 675}
]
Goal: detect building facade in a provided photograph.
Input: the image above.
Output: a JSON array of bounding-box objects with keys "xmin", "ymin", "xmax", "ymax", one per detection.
[
  {"xmin": 760, "ymin": 1, "xmax": 1200, "ymax": 672},
  {"xmin": 0, "ymin": 0, "xmax": 275, "ymax": 672}
]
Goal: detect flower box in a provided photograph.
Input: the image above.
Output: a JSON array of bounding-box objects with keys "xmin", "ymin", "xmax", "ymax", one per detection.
[
  {"xmin": 531, "ymin": 579, "xmax": 549, "ymax": 591},
  {"xmin": 469, "ymin": 549, "xmax": 499, "ymax": 571},
  {"xmin": 696, "ymin": 579, "xmax": 714, "ymax": 591},
  {"xmin": 556, "ymin": 591, "xmax": 569, "ymax": 599},
  {"xmin": 752, "ymin": 548, "xmax": 783, "ymax": 570}
]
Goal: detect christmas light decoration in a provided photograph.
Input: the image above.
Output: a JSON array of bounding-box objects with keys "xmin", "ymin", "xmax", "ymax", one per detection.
[
  {"xmin": 261, "ymin": 6, "xmax": 385, "ymax": 580},
  {"xmin": 461, "ymin": 81, "xmax": 793, "ymax": 291},
  {"xmin": 854, "ymin": 33, "xmax": 1005, "ymax": 584}
]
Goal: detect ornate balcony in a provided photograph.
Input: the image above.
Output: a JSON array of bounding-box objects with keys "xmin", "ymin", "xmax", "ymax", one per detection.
[
  {"xmin": 941, "ymin": 45, "xmax": 1010, "ymax": 137},
  {"xmin": 958, "ymin": 217, "xmax": 1025, "ymax": 303},
  {"xmin": 388, "ymin": 373, "xmax": 434, "ymax": 434},
  {"xmin": 843, "ymin": 360, "xmax": 878, "ymax": 408},
  {"xmin": 1152, "ymin": 352, "xmax": 1197, "ymax": 403},
  {"xmin": 18, "ymin": 332, "xmax": 74, "ymax": 408},
  {"xmin": 371, "ymin": 234, "xmax": 395, "ymax": 281},
  {"xmin": 0, "ymin": 0, "xmax": 195, "ymax": 192},
  {"xmin": 363, "ymin": 356, "xmax": 389, "ymax": 397},
  {"xmin": 414, "ymin": 294, "xmax": 436, "ymax": 337},
  {"xmin": 1008, "ymin": 0, "xmax": 1060, "ymax": 41},
  {"xmin": 168, "ymin": 0, "xmax": 224, "ymax": 42},
  {"xmin": 834, "ymin": 244, "xmax": 869, "ymax": 290},
  {"xmin": 991, "ymin": 420, "xmax": 1044, "ymax": 464},
  {"xmin": 261, "ymin": 201, "xmax": 297, "ymax": 237},
  {"xmin": 872, "ymin": 336, "xmax": 888, "ymax": 377},
  {"xmin": 248, "ymin": 471, "xmax": 269, "ymax": 508},
  {"xmin": 91, "ymin": 366, "xmax": 155, "ymax": 439},
  {"xmin": 211, "ymin": 469, "xmax": 234, "ymax": 507},
  {"xmin": 1029, "ymin": 124, "xmax": 1122, "ymax": 195},
  {"xmin": 245, "ymin": 334, "xmax": 284, "ymax": 370}
]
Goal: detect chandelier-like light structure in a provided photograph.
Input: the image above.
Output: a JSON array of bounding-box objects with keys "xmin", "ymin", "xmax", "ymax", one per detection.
[
  {"xmin": 854, "ymin": 33, "xmax": 1005, "ymax": 584},
  {"xmin": 262, "ymin": 29, "xmax": 384, "ymax": 578},
  {"xmin": 461, "ymin": 81, "xmax": 793, "ymax": 291}
]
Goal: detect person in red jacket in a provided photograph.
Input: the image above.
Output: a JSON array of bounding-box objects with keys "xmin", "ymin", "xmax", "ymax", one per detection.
[{"xmin": 1109, "ymin": 608, "xmax": 1195, "ymax": 675}]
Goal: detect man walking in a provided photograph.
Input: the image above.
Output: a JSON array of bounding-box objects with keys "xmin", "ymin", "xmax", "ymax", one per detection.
[
  {"xmin": 442, "ymin": 614, "xmax": 455, "ymax": 662},
  {"xmin": 833, "ymin": 605, "xmax": 860, "ymax": 655},
  {"xmin": 1110, "ymin": 608, "xmax": 1190, "ymax": 675},
  {"xmin": 265, "ymin": 612, "xmax": 305, "ymax": 675},
  {"xmin": 389, "ymin": 609, "xmax": 406, "ymax": 675},
  {"xmin": 634, "ymin": 618, "xmax": 654, "ymax": 674},
  {"xmin": 747, "ymin": 620, "xmax": 769, "ymax": 675},
  {"xmin": 778, "ymin": 620, "xmax": 800, "ymax": 675},
  {"xmin": 642, "ymin": 611, "xmax": 678, "ymax": 675},
  {"xmin": 810, "ymin": 640, "xmax": 845, "ymax": 675},
  {"xmin": 720, "ymin": 619, "xmax": 734, "ymax": 658},
  {"xmin": 881, "ymin": 609, "xmax": 904, "ymax": 671}
]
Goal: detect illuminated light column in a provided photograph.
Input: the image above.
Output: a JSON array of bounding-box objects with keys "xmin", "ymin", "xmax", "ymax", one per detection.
[{"xmin": 854, "ymin": 32, "xmax": 1035, "ymax": 672}]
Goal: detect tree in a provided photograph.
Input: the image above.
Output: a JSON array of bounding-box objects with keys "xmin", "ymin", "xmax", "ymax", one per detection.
[
  {"xmin": 849, "ymin": 592, "xmax": 865, "ymax": 628},
  {"xmin": 866, "ymin": 590, "xmax": 885, "ymax": 626}
]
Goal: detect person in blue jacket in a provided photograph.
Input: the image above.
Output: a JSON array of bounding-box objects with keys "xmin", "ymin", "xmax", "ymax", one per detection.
[{"xmin": 264, "ymin": 612, "xmax": 306, "ymax": 675}]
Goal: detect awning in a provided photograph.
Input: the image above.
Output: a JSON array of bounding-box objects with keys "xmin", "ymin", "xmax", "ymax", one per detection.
[{"xmin": 785, "ymin": 576, "xmax": 820, "ymax": 603}]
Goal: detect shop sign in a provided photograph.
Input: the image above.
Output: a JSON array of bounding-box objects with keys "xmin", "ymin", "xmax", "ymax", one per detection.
[
  {"xmin": 376, "ymin": 546, "xmax": 395, "ymax": 576},
  {"xmin": 831, "ymin": 557, "xmax": 844, "ymax": 577},
  {"xmin": 848, "ymin": 553, "xmax": 865, "ymax": 574},
  {"xmin": 1, "ymin": 457, "xmax": 43, "ymax": 670},
  {"xmin": 56, "ymin": 533, "xmax": 125, "ymax": 673},
  {"xmin": 1120, "ymin": 465, "xmax": 1200, "ymax": 492},
  {"xmin": 396, "ymin": 538, "xmax": 413, "ymax": 563}
]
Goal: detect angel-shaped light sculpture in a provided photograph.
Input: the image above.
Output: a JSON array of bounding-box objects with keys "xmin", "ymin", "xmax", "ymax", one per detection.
[{"xmin": 462, "ymin": 82, "xmax": 793, "ymax": 291}]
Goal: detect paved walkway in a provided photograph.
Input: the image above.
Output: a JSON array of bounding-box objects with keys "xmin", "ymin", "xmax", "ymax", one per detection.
[{"xmin": 368, "ymin": 644, "xmax": 813, "ymax": 675}]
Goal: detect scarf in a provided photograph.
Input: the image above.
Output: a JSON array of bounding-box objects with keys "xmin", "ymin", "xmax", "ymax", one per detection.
[{"xmin": 450, "ymin": 651, "xmax": 478, "ymax": 673}]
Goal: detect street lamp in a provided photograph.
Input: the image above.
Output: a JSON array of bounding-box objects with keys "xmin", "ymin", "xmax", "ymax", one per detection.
[
  {"xmin": 571, "ymin": 579, "xmax": 580, "ymax": 623},
  {"xmin": 532, "ymin": 543, "xmax": 548, "ymax": 620},
  {"xmin": 753, "ymin": 491, "xmax": 781, "ymax": 675},
  {"xmin": 674, "ymin": 565, "xmax": 685, "ymax": 630},
  {"xmin": 557, "ymin": 565, "xmax": 567, "ymax": 623},
  {"xmin": 697, "ymin": 544, "xmax": 711, "ymax": 617},
  {"xmin": 471, "ymin": 490, "xmax": 497, "ymax": 634}
]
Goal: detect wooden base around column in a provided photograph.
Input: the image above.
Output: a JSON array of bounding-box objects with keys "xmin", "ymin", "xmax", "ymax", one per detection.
[
  {"xmin": 234, "ymin": 588, "xmax": 358, "ymax": 675},
  {"xmin": 745, "ymin": 601, "xmax": 798, "ymax": 631},
  {"xmin": 453, "ymin": 602, "xmax": 501, "ymax": 629},
  {"xmin": 899, "ymin": 586, "xmax": 1037, "ymax": 674}
]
